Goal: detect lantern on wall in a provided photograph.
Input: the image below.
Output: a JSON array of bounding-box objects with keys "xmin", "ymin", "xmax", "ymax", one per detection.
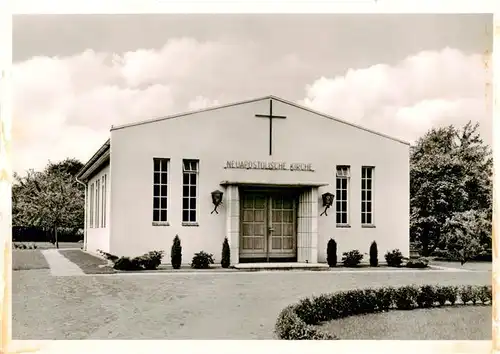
[
  {"xmin": 320, "ymin": 192, "xmax": 335, "ymax": 216},
  {"xmin": 211, "ymin": 189, "xmax": 224, "ymax": 214}
]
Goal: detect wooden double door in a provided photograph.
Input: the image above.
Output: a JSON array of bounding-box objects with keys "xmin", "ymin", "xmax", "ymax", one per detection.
[{"xmin": 239, "ymin": 189, "xmax": 298, "ymax": 261}]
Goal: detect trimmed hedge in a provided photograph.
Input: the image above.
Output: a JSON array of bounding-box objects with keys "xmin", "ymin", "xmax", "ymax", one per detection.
[{"xmin": 275, "ymin": 284, "xmax": 491, "ymax": 340}]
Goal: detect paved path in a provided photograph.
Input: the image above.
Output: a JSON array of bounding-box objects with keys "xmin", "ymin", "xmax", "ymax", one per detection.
[
  {"xmin": 41, "ymin": 249, "xmax": 84, "ymax": 276},
  {"xmin": 12, "ymin": 265, "xmax": 491, "ymax": 340}
]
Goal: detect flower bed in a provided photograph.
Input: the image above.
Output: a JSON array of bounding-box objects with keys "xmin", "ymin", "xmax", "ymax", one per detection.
[{"xmin": 274, "ymin": 284, "xmax": 491, "ymax": 340}]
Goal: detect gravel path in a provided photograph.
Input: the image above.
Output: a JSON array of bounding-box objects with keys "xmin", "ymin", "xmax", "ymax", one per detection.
[{"xmin": 12, "ymin": 267, "xmax": 491, "ymax": 340}]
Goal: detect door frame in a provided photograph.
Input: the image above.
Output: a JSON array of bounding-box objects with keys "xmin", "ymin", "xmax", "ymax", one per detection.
[{"xmin": 238, "ymin": 186, "xmax": 300, "ymax": 262}]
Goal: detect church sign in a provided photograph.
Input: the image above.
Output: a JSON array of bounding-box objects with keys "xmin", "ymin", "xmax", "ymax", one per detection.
[{"xmin": 224, "ymin": 160, "xmax": 314, "ymax": 172}]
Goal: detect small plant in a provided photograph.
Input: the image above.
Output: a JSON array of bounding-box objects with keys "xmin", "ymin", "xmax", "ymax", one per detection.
[
  {"xmin": 221, "ymin": 237, "xmax": 231, "ymax": 268},
  {"xmin": 113, "ymin": 256, "xmax": 142, "ymax": 271},
  {"xmin": 326, "ymin": 239, "xmax": 337, "ymax": 267},
  {"xmin": 375, "ymin": 286, "xmax": 395, "ymax": 311},
  {"xmin": 477, "ymin": 285, "xmax": 492, "ymax": 305},
  {"xmin": 406, "ymin": 257, "xmax": 429, "ymax": 268},
  {"xmin": 416, "ymin": 285, "xmax": 436, "ymax": 308},
  {"xmin": 138, "ymin": 250, "xmax": 164, "ymax": 270},
  {"xmin": 171, "ymin": 235, "xmax": 182, "ymax": 269},
  {"xmin": 459, "ymin": 285, "xmax": 475, "ymax": 305},
  {"xmin": 439, "ymin": 285, "xmax": 459, "ymax": 305},
  {"xmin": 434, "ymin": 286, "xmax": 448, "ymax": 306},
  {"xmin": 369, "ymin": 241, "xmax": 378, "ymax": 267},
  {"xmin": 393, "ymin": 285, "xmax": 419, "ymax": 310},
  {"xmin": 341, "ymin": 250, "xmax": 363, "ymax": 267},
  {"xmin": 191, "ymin": 251, "xmax": 214, "ymax": 269},
  {"xmin": 385, "ymin": 249, "xmax": 404, "ymax": 267}
]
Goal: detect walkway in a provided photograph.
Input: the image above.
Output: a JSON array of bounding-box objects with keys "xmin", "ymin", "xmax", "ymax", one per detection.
[{"xmin": 41, "ymin": 249, "xmax": 85, "ymax": 276}]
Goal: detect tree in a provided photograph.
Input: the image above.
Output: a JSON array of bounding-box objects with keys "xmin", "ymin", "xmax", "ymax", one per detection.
[
  {"xmin": 13, "ymin": 166, "xmax": 84, "ymax": 248},
  {"xmin": 410, "ymin": 122, "xmax": 492, "ymax": 256},
  {"xmin": 442, "ymin": 210, "xmax": 490, "ymax": 264}
]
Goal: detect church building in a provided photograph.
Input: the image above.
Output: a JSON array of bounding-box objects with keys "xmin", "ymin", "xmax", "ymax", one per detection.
[{"xmin": 76, "ymin": 95, "xmax": 410, "ymax": 265}]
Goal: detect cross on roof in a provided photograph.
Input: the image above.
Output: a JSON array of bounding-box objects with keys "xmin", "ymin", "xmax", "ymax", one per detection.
[{"xmin": 255, "ymin": 99, "xmax": 287, "ymax": 156}]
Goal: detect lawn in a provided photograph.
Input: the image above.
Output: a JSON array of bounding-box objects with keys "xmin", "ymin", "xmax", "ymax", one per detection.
[
  {"xmin": 317, "ymin": 305, "xmax": 491, "ymax": 340},
  {"xmin": 12, "ymin": 250, "xmax": 49, "ymax": 271},
  {"xmin": 13, "ymin": 242, "xmax": 82, "ymax": 250},
  {"xmin": 58, "ymin": 249, "xmax": 115, "ymax": 274}
]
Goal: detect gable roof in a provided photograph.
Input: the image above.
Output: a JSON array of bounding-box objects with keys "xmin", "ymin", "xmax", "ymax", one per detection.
[{"xmin": 111, "ymin": 95, "xmax": 410, "ymax": 145}]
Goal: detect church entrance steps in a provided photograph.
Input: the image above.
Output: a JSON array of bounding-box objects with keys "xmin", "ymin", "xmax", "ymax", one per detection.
[{"xmin": 233, "ymin": 262, "xmax": 329, "ymax": 271}]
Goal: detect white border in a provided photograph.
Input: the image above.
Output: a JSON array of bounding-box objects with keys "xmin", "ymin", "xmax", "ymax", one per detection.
[{"xmin": 3, "ymin": 2, "xmax": 498, "ymax": 354}]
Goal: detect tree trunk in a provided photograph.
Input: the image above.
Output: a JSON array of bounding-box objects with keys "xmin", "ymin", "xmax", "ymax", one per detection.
[{"xmin": 54, "ymin": 226, "xmax": 59, "ymax": 249}]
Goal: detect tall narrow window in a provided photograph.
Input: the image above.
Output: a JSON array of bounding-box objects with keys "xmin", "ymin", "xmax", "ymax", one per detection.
[
  {"xmin": 95, "ymin": 179, "xmax": 100, "ymax": 228},
  {"xmin": 182, "ymin": 159, "xmax": 199, "ymax": 223},
  {"xmin": 336, "ymin": 165, "xmax": 350, "ymax": 225},
  {"xmin": 153, "ymin": 158, "xmax": 169, "ymax": 223},
  {"xmin": 101, "ymin": 175, "xmax": 107, "ymax": 228},
  {"xmin": 89, "ymin": 183, "xmax": 94, "ymax": 228},
  {"xmin": 361, "ymin": 166, "xmax": 374, "ymax": 225}
]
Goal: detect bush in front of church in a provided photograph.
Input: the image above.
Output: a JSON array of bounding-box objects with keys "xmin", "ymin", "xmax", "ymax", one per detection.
[
  {"xmin": 326, "ymin": 239, "xmax": 337, "ymax": 267},
  {"xmin": 221, "ymin": 237, "xmax": 230, "ymax": 268},
  {"xmin": 341, "ymin": 250, "xmax": 363, "ymax": 267},
  {"xmin": 191, "ymin": 251, "xmax": 214, "ymax": 269},
  {"xmin": 369, "ymin": 241, "xmax": 378, "ymax": 267},
  {"xmin": 385, "ymin": 249, "xmax": 404, "ymax": 267},
  {"xmin": 171, "ymin": 234, "xmax": 182, "ymax": 269}
]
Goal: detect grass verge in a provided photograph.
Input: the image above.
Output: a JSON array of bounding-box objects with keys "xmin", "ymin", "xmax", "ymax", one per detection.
[
  {"xmin": 12, "ymin": 250, "xmax": 50, "ymax": 271},
  {"xmin": 58, "ymin": 250, "xmax": 115, "ymax": 274}
]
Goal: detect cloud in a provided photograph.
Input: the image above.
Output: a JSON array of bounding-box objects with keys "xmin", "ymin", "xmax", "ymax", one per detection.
[
  {"xmin": 300, "ymin": 47, "xmax": 491, "ymax": 144},
  {"xmin": 12, "ymin": 42, "xmax": 490, "ymax": 175}
]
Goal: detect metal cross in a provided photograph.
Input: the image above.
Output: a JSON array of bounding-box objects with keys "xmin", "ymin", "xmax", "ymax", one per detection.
[{"xmin": 255, "ymin": 99, "xmax": 287, "ymax": 155}]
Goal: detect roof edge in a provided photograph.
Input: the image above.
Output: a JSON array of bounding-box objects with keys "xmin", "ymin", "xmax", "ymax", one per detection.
[
  {"xmin": 110, "ymin": 94, "xmax": 410, "ymax": 146},
  {"xmin": 110, "ymin": 95, "xmax": 274, "ymax": 131},
  {"xmin": 76, "ymin": 139, "xmax": 111, "ymax": 181}
]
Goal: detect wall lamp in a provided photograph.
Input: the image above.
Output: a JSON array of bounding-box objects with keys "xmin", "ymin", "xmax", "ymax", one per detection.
[
  {"xmin": 211, "ymin": 189, "xmax": 224, "ymax": 214},
  {"xmin": 320, "ymin": 192, "xmax": 335, "ymax": 216}
]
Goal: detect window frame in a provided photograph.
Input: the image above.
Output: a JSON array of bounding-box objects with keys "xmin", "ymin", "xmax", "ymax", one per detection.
[
  {"xmin": 95, "ymin": 179, "xmax": 100, "ymax": 228},
  {"xmin": 361, "ymin": 166, "xmax": 375, "ymax": 227},
  {"xmin": 152, "ymin": 158, "xmax": 170, "ymax": 226},
  {"xmin": 335, "ymin": 165, "xmax": 350, "ymax": 227},
  {"xmin": 89, "ymin": 183, "xmax": 94, "ymax": 228},
  {"xmin": 182, "ymin": 159, "xmax": 199, "ymax": 226}
]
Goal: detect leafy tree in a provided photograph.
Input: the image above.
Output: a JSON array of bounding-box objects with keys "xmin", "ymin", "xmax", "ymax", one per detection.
[
  {"xmin": 410, "ymin": 122, "xmax": 492, "ymax": 256},
  {"xmin": 12, "ymin": 161, "xmax": 84, "ymax": 248},
  {"xmin": 442, "ymin": 210, "xmax": 490, "ymax": 264}
]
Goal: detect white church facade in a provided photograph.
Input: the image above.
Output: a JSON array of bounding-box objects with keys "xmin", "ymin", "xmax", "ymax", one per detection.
[{"xmin": 76, "ymin": 96, "xmax": 410, "ymax": 265}]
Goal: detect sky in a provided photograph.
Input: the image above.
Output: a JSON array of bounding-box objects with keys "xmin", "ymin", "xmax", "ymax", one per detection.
[{"xmin": 12, "ymin": 14, "xmax": 493, "ymax": 173}]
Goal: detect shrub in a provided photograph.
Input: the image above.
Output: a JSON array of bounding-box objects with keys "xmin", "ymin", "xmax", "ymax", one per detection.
[
  {"xmin": 440, "ymin": 285, "xmax": 459, "ymax": 305},
  {"xmin": 221, "ymin": 237, "xmax": 230, "ymax": 268},
  {"xmin": 416, "ymin": 285, "xmax": 436, "ymax": 308},
  {"xmin": 326, "ymin": 239, "xmax": 337, "ymax": 267},
  {"xmin": 434, "ymin": 286, "xmax": 449, "ymax": 306},
  {"xmin": 385, "ymin": 249, "xmax": 404, "ymax": 267},
  {"xmin": 393, "ymin": 285, "xmax": 419, "ymax": 310},
  {"xmin": 369, "ymin": 241, "xmax": 378, "ymax": 267},
  {"xmin": 477, "ymin": 285, "xmax": 492, "ymax": 305},
  {"xmin": 274, "ymin": 284, "xmax": 489, "ymax": 340},
  {"xmin": 406, "ymin": 257, "xmax": 429, "ymax": 268},
  {"xmin": 138, "ymin": 250, "xmax": 164, "ymax": 270},
  {"xmin": 113, "ymin": 256, "xmax": 142, "ymax": 271},
  {"xmin": 459, "ymin": 285, "xmax": 475, "ymax": 304},
  {"xmin": 191, "ymin": 251, "xmax": 214, "ymax": 269},
  {"xmin": 342, "ymin": 250, "xmax": 363, "ymax": 267},
  {"xmin": 374, "ymin": 287, "xmax": 395, "ymax": 311},
  {"xmin": 171, "ymin": 235, "xmax": 182, "ymax": 269}
]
